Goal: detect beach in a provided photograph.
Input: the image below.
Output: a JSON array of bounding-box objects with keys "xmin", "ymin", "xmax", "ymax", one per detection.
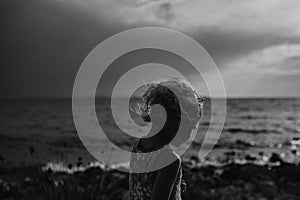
[{"xmin": 0, "ymin": 98, "xmax": 300, "ymax": 199}]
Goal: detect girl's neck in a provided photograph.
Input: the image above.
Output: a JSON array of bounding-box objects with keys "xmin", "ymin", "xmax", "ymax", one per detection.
[{"xmin": 140, "ymin": 128, "xmax": 165, "ymax": 152}]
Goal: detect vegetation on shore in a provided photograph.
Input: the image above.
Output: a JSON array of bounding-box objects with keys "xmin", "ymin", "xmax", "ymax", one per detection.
[{"xmin": 1, "ymin": 155, "xmax": 299, "ymax": 200}]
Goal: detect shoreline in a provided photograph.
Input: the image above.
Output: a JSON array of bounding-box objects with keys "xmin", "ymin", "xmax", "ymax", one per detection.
[{"xmin": 1, "ymin": 157, "xmax": 299, "ymax": 200}]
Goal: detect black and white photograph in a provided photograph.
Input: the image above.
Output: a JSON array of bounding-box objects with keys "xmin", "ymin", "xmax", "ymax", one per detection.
[{"xmin": 1, "ymin": 0, "xmax": 300, "ymax": 200}]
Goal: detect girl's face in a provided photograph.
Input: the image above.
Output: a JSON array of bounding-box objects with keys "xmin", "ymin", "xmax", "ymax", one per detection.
[
  {"xmin": 171, "ymin": 115, "xmax": 200, "ymax": 147},
  {"xmin": 148, "ymin": 104, "xmax": 201, "ymax": 147}
]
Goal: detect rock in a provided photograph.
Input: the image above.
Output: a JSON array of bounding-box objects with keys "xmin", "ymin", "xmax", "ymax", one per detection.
[
  {"xmin": 269, "ymin": 153, "xmax": 282, "ymax": 163},
  {"xmin": 68, "ymin": 163, "xmax": 73, "ymax": 169},
  {"xmin": 245, "ymin": 154, "xmax": 256, "ymax": 161},
  {"xmin": 224, "ymin": 151, "xmax": 235, "ymax": 157}
]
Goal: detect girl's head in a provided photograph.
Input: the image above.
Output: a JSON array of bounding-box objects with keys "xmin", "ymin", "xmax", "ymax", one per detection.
[{"xmin": 140, "ymin": 78, "xmax": 204, "ymax": 146}]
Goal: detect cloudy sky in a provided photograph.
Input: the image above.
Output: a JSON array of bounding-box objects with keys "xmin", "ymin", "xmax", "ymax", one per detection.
[{"xmin": 1, "ymin": 0, "xmax": 300, "ymax": 98}]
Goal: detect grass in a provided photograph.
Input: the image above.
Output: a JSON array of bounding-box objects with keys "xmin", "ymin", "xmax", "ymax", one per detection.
[{"xmin": 1, "ymin": 159, "xmax": 300, "ymax": 200}]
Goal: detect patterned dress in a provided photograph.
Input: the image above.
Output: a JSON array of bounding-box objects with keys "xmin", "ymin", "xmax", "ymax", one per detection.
[{"xmin": 129, "ymin": 139, "xmax": 184, "ymax": 200}]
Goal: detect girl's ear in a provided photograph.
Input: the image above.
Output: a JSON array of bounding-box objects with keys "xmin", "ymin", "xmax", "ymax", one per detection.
[
  {"xmin": 149, "ymin": 104, "xmax": 167, "ymax": 122},
  {"xmin": 141, "ymin": 110, "xmax": 151, "ymax": 122}
]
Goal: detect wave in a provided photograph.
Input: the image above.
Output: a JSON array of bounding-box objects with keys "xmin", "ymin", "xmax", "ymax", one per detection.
[{"xmin": 224, "ymin": 127, "xmax": 281, "ymax": 134}]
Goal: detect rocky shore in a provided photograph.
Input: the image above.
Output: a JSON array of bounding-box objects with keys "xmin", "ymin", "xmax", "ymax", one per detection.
[{"xmin": 1, "ymin": 153, "xmax": 299, "ymax": 200}]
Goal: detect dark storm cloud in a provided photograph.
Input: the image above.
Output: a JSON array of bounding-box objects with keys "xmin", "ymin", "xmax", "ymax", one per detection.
[
  {"xmin": 190, "ymin": 30, "xmax": 300, "ymax": 67},
  {"xmin": 0, "ymin": 0, "xmax": 126, "ymax": 98},
  {"xmin": 1, "ymin": 0, "xmax": 300, "ymax": 97}
]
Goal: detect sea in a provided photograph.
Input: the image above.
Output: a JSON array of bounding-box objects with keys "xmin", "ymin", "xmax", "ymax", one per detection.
[{"xmin": 0, "ymin": 98, "xmax": 300, "ymax": 170}]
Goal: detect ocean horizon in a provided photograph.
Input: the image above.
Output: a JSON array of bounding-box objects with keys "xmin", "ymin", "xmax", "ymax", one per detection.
[{"xmin": 1, "ymin": 97, "xmax": 299, "ymax": 169}]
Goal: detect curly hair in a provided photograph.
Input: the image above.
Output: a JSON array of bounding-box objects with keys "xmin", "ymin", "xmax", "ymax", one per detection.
[
  {"xmin": 139, "ymin": 77, "xmax": 204, "ymax": 144},
  {"xmin": 142, "ymin": 78, "xmax": 203, "ymax": 120}
]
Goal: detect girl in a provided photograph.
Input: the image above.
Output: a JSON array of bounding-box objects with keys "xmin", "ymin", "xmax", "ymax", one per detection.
[{"xmin": 129, "ymin": 78, "xmax": 204, "ymax": 200}]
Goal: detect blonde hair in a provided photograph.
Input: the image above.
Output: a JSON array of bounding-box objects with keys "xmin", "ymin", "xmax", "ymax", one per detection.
[
  {"xmin": 130, "ymin": 77, "xmax": 204, "ymax": 144},
  {"xmin": 140, "ymin": 77, "xmax": 203, "ymax": 121}
]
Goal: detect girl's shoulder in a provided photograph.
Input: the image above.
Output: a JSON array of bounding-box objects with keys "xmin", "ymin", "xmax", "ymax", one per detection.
[
  {"xmin": 155, "ymin": 148, "xmax": 181, "ymax": 169},
  {"xmin": 131, "ymin": 138, "xmax": 143, "ymax": 153}
]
